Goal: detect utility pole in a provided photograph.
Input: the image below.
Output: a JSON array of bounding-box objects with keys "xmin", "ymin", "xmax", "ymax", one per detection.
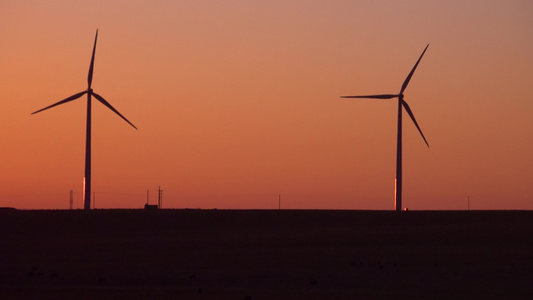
[
  {"xmin": 158, "ymin": 186, "xmax": 163, "ymax": 209},
  {"xmin": 93, "ymin": 192, "xmax": 95, "ymax": 209},
  {"xmin": 279, "ymin": 194, "xmax": 281, "ymax": 210},
  {"xmin": 468, "ymin": 195, "xmax": 470, "ymax": 211},
  {"xmin": 69, "ymin": 190, "xmax": 73, "ymax": 210}
]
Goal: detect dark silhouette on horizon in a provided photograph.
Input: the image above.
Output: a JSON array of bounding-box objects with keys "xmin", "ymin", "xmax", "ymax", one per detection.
[
  {"xmin": 341, "ymin": 44, "xmax": 430, "ymax": 211},
  {"xmin": 31, "ymin": 29, "xmax": 137, "ymax": 210}
]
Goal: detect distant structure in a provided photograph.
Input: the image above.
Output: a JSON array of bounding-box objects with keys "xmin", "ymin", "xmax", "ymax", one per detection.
[
  {"xmin": 31, "ymin": 30, "xmax": 137, "ymax": 210},
  {"xmin": 69, "ymin": 190, "xmax": 73, "ymax": 210},
  {"xmin": 144, "ymin": 186, "xmax": 163, "ymax": 210},
  {"xmin": 158, "ymin": 186, "xmax": 163, "ymax": 209},
  {"xmin": 144, "ymin": 203, "xmax": 158, "ymax": 210},
  {"xmin": 341, "ymin": 44, "xmax": 430, "ymax": 212}
]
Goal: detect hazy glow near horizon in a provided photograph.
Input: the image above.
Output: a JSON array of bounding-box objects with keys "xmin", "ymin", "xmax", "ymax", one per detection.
[{"xmin": 1, "ymin": 1, "xmax": 532, "ymax": 210}]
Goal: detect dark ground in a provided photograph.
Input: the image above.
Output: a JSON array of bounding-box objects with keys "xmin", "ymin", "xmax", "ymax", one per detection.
[{"xmin": 0, "ymin": 209, "xmax": 532, "ymax": 299}]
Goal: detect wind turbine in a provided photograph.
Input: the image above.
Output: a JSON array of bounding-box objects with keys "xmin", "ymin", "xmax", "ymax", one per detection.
[
  {"xmin": 341, "ymin": 44, "xmax": 430, "ymax": 211},
  {"xmin": 32, "ymin": 30, "xmax": 137, "ymax": 210}
]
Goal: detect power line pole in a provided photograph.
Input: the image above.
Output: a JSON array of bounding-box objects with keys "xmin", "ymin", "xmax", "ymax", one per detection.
[
  {"xmin": 158, "ymin": 186, "xmax": 163, "ymax": 209},
  {"xmin": 70, "ymin": 190, "xmax": 73, "ymax": 210}
]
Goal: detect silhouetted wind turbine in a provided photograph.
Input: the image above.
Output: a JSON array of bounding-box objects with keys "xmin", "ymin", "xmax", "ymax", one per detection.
[
  {"xmin": 32, "ymin": 30, "xmax": 137, "ymax": 210},
  {"xmin": 341, "ymin": 44, "xmax": 430, "ymax": 211}
]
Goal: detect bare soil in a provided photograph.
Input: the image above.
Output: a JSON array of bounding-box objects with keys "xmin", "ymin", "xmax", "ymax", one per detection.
[{"xmin": 0, "ymin": 209, "xmax": 532, "ymax": 299}]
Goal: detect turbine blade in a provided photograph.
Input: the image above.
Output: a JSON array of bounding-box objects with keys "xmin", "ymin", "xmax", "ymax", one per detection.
[
  {"xmin": 31, "ymin": 91, "xmax": 87, "ymax": 115},
  {"xmin": 400, "ymin": 44, "xmax": 429, "ymax": 94},
  {"xmin": 87, "ymin": 29, "xmax": 98, "ymax": 88},
  {"xmin": 340, "ymin": 94, "xmax": 398, "ymax": 99},
  {"xmin": 92, "ymin": 92, "xmax": 138, "ymax": 130},
  {"xmin": 401, "ymin": 99, "xmax": 429, "ymax": 148}
]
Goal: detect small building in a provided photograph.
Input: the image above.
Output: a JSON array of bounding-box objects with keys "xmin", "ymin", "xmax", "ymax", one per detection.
[{"xmin": 144, "ymin": 203, "xmax": 159, "ymax": 210}]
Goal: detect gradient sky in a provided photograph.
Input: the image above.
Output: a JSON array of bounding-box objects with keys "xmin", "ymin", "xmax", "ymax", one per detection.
[{"xmin": 1, "ymin": 0, "xmax": 532, "ymax": 210}]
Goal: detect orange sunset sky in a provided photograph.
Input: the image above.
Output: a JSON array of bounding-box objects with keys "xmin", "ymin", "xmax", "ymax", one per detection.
[{"xmin": 1, "ymin": 1, "xmax": 532, "ymax": 210}]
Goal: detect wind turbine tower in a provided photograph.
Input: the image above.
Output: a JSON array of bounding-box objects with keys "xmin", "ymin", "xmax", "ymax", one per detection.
[
  {"xmin": 341, "ymin": 45, "xmax": 430, "ymax": 211},
  {"xmin": 32, "ymin": 30, "xmax": 137, "ymax": 210}
]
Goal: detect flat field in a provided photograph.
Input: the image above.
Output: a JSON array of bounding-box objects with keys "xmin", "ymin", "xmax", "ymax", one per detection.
[{"xmin": 0, "ymin": 209, "xmax": 532, "ymax": 299}]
